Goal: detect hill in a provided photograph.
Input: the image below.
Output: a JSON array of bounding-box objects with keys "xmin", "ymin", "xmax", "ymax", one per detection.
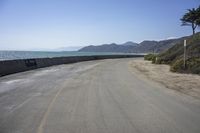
[
  {"xmin": 78, "ymin": 37, "xmax": 185, "ymax": 53},
  {"xmin": 145, "ymin": 33, "xmax": 200, "ymax": 74},
  {"xmin": 79, "ymin": 42, "xmax": 138, "ymax": 53}
]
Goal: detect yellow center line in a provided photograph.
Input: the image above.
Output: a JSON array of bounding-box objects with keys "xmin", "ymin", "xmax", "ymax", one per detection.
[{"xmin": 37, "ymin": 84, "xmax": 66, "ymax": 133}]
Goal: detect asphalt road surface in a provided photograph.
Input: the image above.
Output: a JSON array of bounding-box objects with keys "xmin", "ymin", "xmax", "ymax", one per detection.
[{"xmin": 0, "ymin": 58, "xmax": 200, "ymax": 133}]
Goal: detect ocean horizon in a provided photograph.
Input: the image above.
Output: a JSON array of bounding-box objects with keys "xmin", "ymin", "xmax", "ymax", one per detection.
[{"xmin": 0, "ymin": 50, "xmax": 139, "ymax": 61}]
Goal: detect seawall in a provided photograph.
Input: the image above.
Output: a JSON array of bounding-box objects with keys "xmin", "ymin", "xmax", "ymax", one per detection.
[{"xmin": 0, "ymin": 54, "xmax": 143, "ymax": 77}]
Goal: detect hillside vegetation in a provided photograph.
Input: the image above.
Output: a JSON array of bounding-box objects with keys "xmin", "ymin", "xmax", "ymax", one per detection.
[{"xmin": 145, "ymin": 32, "xmax": 200, "ymax": 74}]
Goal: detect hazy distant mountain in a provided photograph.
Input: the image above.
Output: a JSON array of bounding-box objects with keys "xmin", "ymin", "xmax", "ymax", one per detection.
[
  {"xmin": 121, "ymin": 41, "xmax": 138, "ymax": 46},
  {"xmin": 55, "ymin": 46, "xmax": 83, "ymax": 51},
  {"xmin": 78, "ymin": 37, "xmax": 185, "ymax": 53},
  {"xmin": 29, "ymin": 46, "xmax": 83, "ymax": 51}
]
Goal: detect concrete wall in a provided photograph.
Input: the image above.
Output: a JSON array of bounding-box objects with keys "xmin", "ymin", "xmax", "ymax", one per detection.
[{"xmin": 0, "ymin": 55, "xmax": 143, "ymax": 77}]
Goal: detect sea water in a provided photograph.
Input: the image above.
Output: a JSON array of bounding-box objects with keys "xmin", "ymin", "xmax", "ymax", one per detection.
[{"xmin": 0, "ymin": 51, "xmax": 132, "ymax": 60}]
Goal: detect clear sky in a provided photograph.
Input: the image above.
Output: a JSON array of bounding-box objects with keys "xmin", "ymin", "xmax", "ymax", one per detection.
[{"xmin": 0, "ymin": 0, "xmax": 199, "ymax": 50}]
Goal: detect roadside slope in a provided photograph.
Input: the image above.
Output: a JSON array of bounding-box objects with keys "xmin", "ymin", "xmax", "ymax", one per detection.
[{"xmin": 155, "ymin": 32, "xmax": 200, "ymax": 74}]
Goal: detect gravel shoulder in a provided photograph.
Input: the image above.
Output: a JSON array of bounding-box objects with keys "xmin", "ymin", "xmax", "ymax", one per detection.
[{"xmin": 129, "ymin": 58, "xmax": 200, "ymax": 99}]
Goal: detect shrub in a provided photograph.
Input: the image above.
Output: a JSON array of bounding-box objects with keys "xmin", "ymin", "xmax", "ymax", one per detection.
[
  {"xmin": 170, "ymin": 59, "xmax": 185, "ymax": 72},
  {"xmin": 144, "ymin": 54, "xmax": 157, "ymax": 61},
  {"xmin": 170, "ymin": 57, "xmax": 200, "ymax": 74},
  {"xmin": 186, "ymin": 57, "xmax": 200, "ymax": 74}
]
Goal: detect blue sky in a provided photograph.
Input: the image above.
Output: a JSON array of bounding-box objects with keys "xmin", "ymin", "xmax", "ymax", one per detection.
[{"xmin": 0, "ymin": 0, "xmax": 199, "ymax": 50}]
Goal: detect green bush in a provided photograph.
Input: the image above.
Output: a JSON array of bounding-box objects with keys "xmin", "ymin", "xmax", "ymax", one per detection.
[
  {"xmin": 144, "ymin": 54, "xmax": 157, "ymax": 61},
  {"xmin": 186, "ymin": 58, "xmax": 200, "ymax": 74},
  {"xmin": 170, "ymin": 57, "xmax": 200, "ymax": 74},
  {"xmin": 153, "ymin": 57, "xmax": 162, "ymax": 64},
  {"xmin": 170, "ymin": 59, "xmax": 185, "ymax": 72}
]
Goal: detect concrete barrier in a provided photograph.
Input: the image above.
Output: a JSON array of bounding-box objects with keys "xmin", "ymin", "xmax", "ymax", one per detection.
[{"xmin": 0, "ymin": 55, "xmax": 144, "ymax": 77}]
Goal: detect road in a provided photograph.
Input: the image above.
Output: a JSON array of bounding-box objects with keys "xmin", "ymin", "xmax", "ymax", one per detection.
[{"xmin": 0, "ymin": 58, "xmax": 200, "ymax": 133}]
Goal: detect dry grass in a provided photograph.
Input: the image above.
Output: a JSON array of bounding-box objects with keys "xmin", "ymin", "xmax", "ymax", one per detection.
[{"xmin": 129, "ymin": 59, "xmax": 200, "ymax": 99}]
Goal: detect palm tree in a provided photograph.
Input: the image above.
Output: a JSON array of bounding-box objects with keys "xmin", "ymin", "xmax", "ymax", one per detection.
[{"xmin": 181, "ymin": 8, "xmax": 199, "ymax": 35}]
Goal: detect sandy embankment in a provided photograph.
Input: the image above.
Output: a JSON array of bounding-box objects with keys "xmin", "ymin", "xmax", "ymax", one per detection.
[{"xmin": 129, "ymin": 59, "xmax": 200, "ymax": 99}]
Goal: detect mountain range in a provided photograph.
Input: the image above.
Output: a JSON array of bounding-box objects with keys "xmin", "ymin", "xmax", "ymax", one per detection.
[{"xmin": 78, "ymin": 36, "xmax": 188, "ymax": 53}]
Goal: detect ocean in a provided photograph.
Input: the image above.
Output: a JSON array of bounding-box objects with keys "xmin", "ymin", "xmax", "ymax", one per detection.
[{"xmin": 0, "ymin": 51, "xmax": 133, "ymax": 61}]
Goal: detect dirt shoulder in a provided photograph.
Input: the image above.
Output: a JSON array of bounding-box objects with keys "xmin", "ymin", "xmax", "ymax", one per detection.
[{"xmin": 129, "ymin": 59, "xmax": 200, "ymax": 99}]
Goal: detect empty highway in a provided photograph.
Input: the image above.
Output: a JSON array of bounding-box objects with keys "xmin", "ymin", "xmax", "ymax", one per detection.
[{"xmin": 0, "ymin": 58, "xmax": 200, "ymax": 133}]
